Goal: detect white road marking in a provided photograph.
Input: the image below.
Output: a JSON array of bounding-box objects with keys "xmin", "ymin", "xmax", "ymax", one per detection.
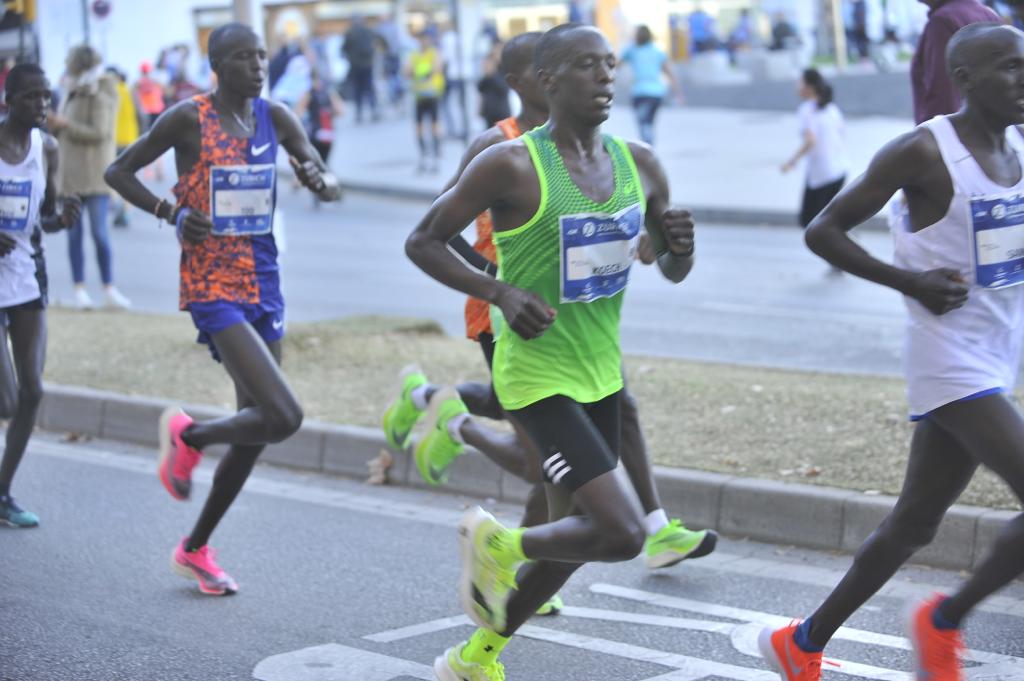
[
  {"xmin": 364, "ymin": 615, "xmax": 471, "ymax": 643},
  {"xmin": 252, "ymin": 643, "xmax": 433, "ymax": 681}
]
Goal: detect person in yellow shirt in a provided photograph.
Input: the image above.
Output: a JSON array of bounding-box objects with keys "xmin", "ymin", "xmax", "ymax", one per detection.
[
  {"xmin": 107, "ymin": 67, "xmax": 141, "ymax": 227},
  {"xmin": 405, "ymin": 31, "xmax": 445, "ymax": 173}
]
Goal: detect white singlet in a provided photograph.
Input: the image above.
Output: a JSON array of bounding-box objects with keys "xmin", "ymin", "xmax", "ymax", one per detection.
[
  {"xmin": 892, "ymin": 116, "xmax": 1024, "ymax": 418},
  {"xmin": 0, "ymin": 128, "xmax": 46, "ymax": 308}
]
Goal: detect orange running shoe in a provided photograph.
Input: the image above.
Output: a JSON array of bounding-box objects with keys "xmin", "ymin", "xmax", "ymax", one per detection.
[
  {"xmin": 907, "ymin": 594, "xmax": 965, "ymax": 681},
  {"xmin": 758, "ymin": 621, "xmax": 823, "ymax": 681}
]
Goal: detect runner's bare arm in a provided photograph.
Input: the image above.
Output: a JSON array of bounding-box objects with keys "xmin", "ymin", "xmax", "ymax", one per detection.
[
  {"xmin": 806, "ymin": 130, "xmax": 969, "ymax": 315},
  {"xmin": 444, "ymin": 128, "xmax": 507, "ymax": 273},
  {"xmin": 40, "ymin": 134, "xmax": 80, "ymax": 233},
  {"xmin": 104, "ymin": 101, "xmax": 197, "ymax": 217},
  {"xmin": 629, "ymin": 142, "xmax": 694, "ymax": 283},
  {"xmin": 270, "ymin": 101, "xmax": 342, "ymax": 202},
  {"xmin": 407, "ymin": 144, "xmax": 556, "ymax": 340}
]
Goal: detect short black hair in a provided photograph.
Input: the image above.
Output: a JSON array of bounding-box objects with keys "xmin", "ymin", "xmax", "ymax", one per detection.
[
  {"xmin": 5, "ymin": 63, "xmax": 46, "ymax": 99},
  {"xmin": 534, "ymin": 23, "xmax": 591, "ymax": 73},
  {"xmin": 946, "ymin": 22, "xmax": 1012, "ymax": 75},
  {"xmin": 208, "ymin": 22, "xmax": 257, "ymax": 66},
  {"xmin": 500, "ymin": 32, "xmax": 542, "ymax": 76}
]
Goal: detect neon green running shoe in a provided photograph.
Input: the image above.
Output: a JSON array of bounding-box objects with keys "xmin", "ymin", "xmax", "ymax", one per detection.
[
  {"xmin": 414, "ymin": 387, "xmax": 467, "ymax": 485},
  {"xmin": 458, "ymin": 506, "xmax": 520, "ymax": 632},
  {"xmin": 535, "ymin": 594, "xmax": 564, "ymax": 616},
  {"xmin": 382, "ymin": 364, "xmax": 428, "ymax": 450},
  {"xmin": 434, "ymin": 643, "xmax": 506, "ymax": 681},
  {"xmin": 644, "ymin": 519, "xmax": 718, "ymax": 569}
]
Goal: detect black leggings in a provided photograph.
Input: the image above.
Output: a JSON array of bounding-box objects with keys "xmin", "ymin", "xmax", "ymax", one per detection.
[
  {"xmin": 807, "ymin": 392, "xmax": 1024, "ymax": 646},
  {"xmin": 0, "ymin": 302, "xmax": 46, "ymax": 497}
]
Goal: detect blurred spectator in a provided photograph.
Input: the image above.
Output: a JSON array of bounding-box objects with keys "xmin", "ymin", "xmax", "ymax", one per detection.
[
  {"xmin": 133, "ymin": 60, "xmax": 166, "ymax": 181},
  {"xmin": 270, "ymin": 44, "xmax": 312, "ymax": 109},
  {"xmin": 476, "ymin": 41, "xmax": 510, "ymax": 128},
  {"xmin": 406, "ymin": 31, "xmax": 444, "ymax": 173},
  {"xmin": 0, "ymin": 57, "xmax": 15, "ymax": 114},
  {"xmin": 296, "ymin": 70, "xmax": 344, "ymax": 207},
  {"xmin": 568, "ymin": 0, "xmax": 592, "ymax": 24},
  {"xmin": 621, "ymin": 25, "xmax": 683, "ymax": 146},
  {"xmin": 911, "ymin": 0, "xmax": 999, "ymax": 124},
  {"xmin": 343, "ymin": 16, "xmax": 380, "ymax": 123},
  {"xmin": 781, "ymin": 69, "xmax": 848, "ymax": 244},
  {"xmin": 377, "ymin": 14, "xmax": 407, "ymax": 110},
  {"xmin": 728, "ymin": 8, "xmax": 756, "ymax": 57},
  {"xmin": 847, "ymin": 0, "xmax": 872, "ymax": 59},
  {"xmin": 168, "ymin": 70, "xmax": 201, "ymax": 104},
  {"xmin": 47, "ymin": 45, "xmax": 130, "ymax": 309},
  {"xmin": 689, "ymin": 8, "xmax": 722, "ymax": 53},
  {"xmin": 440, "ymin": 22, "xmax": 468, "ymax": 140},
  {"xmin": 769, "ymin": 13, "xmax": 800, "ymax": 50},
  {"xmin": 107, "ymin": 66, "xmax": 142, "ymax": 228},
  {"xmin": 269, "ymin": 41, "xmax": 302, "ymax": 92}
]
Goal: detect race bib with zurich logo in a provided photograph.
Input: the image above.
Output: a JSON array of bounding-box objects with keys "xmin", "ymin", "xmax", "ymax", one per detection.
[
  {"xmin": 210, "ymin": 164, "xmax": 275, "ymax": 236},
  {"xmin": 559, "ymin": 203, "xmax": 642, "ymax": 303},
  {"xmin": 971, "ymin": 194, "xmax": 1024, "ymax": 289},
  {"xmin": 0, "ymin": 178, "xmax": 32, "ymax": 231}
]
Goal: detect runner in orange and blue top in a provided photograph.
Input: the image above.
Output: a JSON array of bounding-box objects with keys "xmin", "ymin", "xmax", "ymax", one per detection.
[{"xmin": 105, "ymin": 22, "xmax": 341, "ymax": 596}]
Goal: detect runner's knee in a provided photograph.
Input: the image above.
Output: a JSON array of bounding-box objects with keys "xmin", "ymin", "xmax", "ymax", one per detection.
[
  {"xmin": 17, "ymin": 380, "xmax": 43, "ymax": 409},
  {"xmin": 264, "ymin": 399, "xmax": 304, "ymax": 442},
  {"xmin": 884, "ymin": 509, "xmax": 942, "ymax": 549},
  {"xmin": 595, "ymin": 518, "xmax": 646, "ymax": 561}
]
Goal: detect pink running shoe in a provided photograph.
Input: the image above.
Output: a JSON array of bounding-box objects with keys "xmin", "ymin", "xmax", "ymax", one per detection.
[
  {"xmin": 172, "ymin": 539, "xmax": 238, "ymax": 596},
  {"xmin": 157, "ymin": 407, "xmax": 203, "ymax": 500}
]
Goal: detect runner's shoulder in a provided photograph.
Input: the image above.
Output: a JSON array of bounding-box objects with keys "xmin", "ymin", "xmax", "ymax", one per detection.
[
  {"xmin": 41, "ymin": 131, "xmax": 59, "ymax": 154},
  {"xmin": 466, "ymin": 137, "xmax": 533, "ymax": 181},
  {"xmin": 877, "ymin": 127, "xmax": 942, "ymax": 168},
  {"xmin": 155, "ymin": 98, "xmax": 201, "ymax": 131},
  {"xmin": 464, "ymin": 125, "xmax": 513, "ymax": 161},
  {"xmin": 624, "ymin": 138, "xmax": 657, "ymax": 167}
]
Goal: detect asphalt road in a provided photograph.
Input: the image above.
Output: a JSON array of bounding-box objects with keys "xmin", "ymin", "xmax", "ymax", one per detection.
[
  {"xmin": 45, "ymin": 188, "xmax": 905, "ymax": 377},
  {"xmin": 3, "ymin": 433, "xmax": 1023, "ymax": 680}
]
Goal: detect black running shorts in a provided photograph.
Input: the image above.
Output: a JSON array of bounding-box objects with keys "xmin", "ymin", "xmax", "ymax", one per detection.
[{"xmin": 509, "ymin": 391, "xmax": 622, "ymax": 492}]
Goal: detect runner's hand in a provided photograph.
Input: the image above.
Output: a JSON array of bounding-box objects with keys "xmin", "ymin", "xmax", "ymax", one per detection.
[
  {"xmin": 180, "ymin": 209, "xmax": 213, "ymax": 244},
  {"xmin": 58, "ymin": 195, "xmax": 82, "ymax": 229},
  {"xmin": 907, "ymin": 268, "xmax": 969, "ymax": 315},
  {"xmin": 496, "ymin": 285, "xmax": 556, "ymax": 340},
  {"xmin": 660, "ymin": 209, "xmax": 695, "ymax": 256},
  {"xmin": 290, "ymin": 156, "xmax": 326, "ymax": 194},
  {"xmin": 0, "ymin": 232, "xmax": 15, "ymax": 257}
]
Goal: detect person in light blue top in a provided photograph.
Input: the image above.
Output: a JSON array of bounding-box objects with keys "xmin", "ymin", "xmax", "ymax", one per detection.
[{"xmin": 620, "ymin": 25, "xmax": 683, "ymax": 146}]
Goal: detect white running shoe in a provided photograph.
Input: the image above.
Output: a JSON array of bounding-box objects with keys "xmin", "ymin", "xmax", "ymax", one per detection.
[
  {"xmin": 104, "ymin": 286, "xmax": 132, "ymax": 309},
  {"xmin": 73, "ymin": 287, "xmax": 94, "ymax": 310}
]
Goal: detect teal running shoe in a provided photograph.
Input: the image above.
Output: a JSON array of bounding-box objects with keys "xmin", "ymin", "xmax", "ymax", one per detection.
[
  {"xmin": 414, "ymin": 387, "xmax": 468, "ymax": 485},
  {"xmin": 644, "ymin": 519, "xmax": 717, "ymax": 569},
  {"xmin": 434, "ymin": 642, "xmax": 506, "ymax": 681},
  {"xmin": 0, "ymin": 495, "xmax": 39, "ymax": 528},
  {"xmin": 382, "ymin": 364, "xmax": 428, "ymax": 450}
]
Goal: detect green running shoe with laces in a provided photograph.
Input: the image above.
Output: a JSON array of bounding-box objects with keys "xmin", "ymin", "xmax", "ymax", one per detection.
[
  {"xmin": 535, "ymin": 594, "xmax": 564, "ymax": 616},
  {"xmin": 644, "ymin": 519, "xmax": 718, "ymax": 569},
  {"xmin": 434, "ymin": 642, "xmax": 506, "ymax": 681},
  {"xmin": 382, "ymin": 364, "xmax": 428, "ymax": 450},
  {"xmin": 0, "ymin": 495, "xmax": 39, "ymax": 528},
  {"xmin": 414, "ymin": 387, "xmax": 468, "ymax": 485},
  {"xmin": 458, "ymin": 506, "xmax": 520, "ymax": 632}
]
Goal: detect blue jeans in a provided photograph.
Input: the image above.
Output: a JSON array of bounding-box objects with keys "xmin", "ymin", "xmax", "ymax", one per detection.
[
  {"xmin": 67, "ymin": 194, "xmax": 112, "ymax": 285},
  {"xmin": 633, "ymin": 96, "xmax": 663, "ymax": 146}
]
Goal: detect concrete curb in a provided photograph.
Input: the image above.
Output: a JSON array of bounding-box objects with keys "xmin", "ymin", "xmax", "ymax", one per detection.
[
  {"xmin": 340, "ymin": 181, "xmax": 889, "ymax": 232},
  {"xmin": 40, "ymin": 383, "xmax": 1008, "ymax": 572}
]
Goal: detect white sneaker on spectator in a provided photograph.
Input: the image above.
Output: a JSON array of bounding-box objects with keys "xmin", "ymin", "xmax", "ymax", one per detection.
[
  {"xmin": 73, "ymin": 287, "xmax": 94, "ymax": 310},
  {"xmin": 103, "ymin": 286, "xmax": 131, "ymax": 309}
]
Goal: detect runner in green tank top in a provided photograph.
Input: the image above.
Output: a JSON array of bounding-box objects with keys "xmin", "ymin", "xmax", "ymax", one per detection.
[{"xmin": 406, "ymin": 24, "xmax": 697, "ymax": 681}]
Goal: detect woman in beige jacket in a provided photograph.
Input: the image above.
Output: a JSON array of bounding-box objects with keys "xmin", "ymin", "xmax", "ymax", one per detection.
[{"xmin": 46, "ymin": 45, "xmax": 130, "ymax": 309}]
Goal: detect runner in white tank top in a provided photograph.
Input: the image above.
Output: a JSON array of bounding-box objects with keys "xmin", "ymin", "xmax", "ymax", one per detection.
[
  {"xmin": 0, "ymin": 64, "xmax": 81, "ymax": 528},
  {"xmin": 758, "ymin": 24, "xmax": 1024, "ymax": 681}
]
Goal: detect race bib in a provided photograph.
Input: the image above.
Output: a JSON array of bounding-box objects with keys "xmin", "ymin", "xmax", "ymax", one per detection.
[
  {"xmin": 0, "ymin": 177, "xmax": 32, "ymax": 232},
  {"xmin": 971, "ymin": 194, "xmax": 1024, "ymax": 289},
  {"xmin": 559, "ymin": 203, "xmax": 642, "ymax": 303},
  {"xmin": 210, "ymin": 164, "xmax": 275, "ymax": 236}
]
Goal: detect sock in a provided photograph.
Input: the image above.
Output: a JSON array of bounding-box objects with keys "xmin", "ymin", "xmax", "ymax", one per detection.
[
  {"xmin": 489, "ymin": 527, "xmax": 528, "ymax": 568},
  {"xmin": 794, "ymin": 617, "xmax": 825, "ymax": 653},
  {"xmin": 410, "ymin": 384, "xmax": 430, "ymax": 410},
  {"xmin": 644, "ymin": 509, "xmax": 670, "ymax": 536},
  {"xmin": 932, "ymin": 598, "xmax": 960, "ymax": 630},
  {"xmin": 461, "ymin": 628, "xmax": 511, "ymax": 667},
  {"xmin": 447, "ymin": 413, "xmax": 469, "ymax": 444}
]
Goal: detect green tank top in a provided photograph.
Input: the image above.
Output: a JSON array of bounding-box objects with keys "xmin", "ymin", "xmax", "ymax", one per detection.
[{"xmin": 491, "ymin": 125, "xmax": 646, "ymax": 410}]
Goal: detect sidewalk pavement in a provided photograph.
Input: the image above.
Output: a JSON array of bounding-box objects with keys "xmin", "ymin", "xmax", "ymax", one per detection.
[
  {"xmin": 328, "ymin": 104, "xmax": 911, "ymax": 228},
  {"xmin": 40, "ymin": 383, "xmax": 1012, "ymax": 574}
]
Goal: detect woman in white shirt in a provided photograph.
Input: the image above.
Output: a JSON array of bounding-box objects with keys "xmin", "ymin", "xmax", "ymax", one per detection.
[{"xmin": 781, "ymin": 68, "xmax": 848, "ymax": 229}]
